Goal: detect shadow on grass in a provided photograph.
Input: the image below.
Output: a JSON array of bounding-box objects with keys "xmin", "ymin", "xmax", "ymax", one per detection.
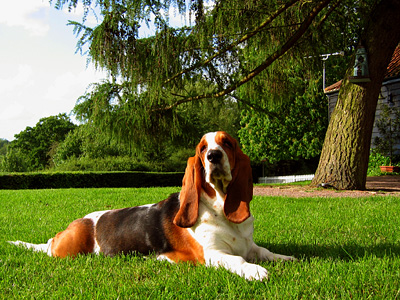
[{"xmin": 259, "ymin": 242, "xmax": 400, "ymax": 261}]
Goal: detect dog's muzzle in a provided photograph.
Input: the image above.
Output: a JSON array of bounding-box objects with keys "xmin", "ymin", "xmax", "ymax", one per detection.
[{"xmin": 206, "ymin": 149, "xmax": 231, "ymax": 193}]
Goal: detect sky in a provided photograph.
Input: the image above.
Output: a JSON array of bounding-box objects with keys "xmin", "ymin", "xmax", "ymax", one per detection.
[
  {"xmin": 0, "ymin": 0, "xmax": 108, "ymax": 141},
  {"xmin": 0, "ymin": 1, "xmax": 195, "ymax": 141}
]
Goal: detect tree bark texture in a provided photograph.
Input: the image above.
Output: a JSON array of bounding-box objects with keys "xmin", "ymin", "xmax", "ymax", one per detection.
[{"xmin": 312, "ymin": 0, "xmax": 400, "ymax": 190}]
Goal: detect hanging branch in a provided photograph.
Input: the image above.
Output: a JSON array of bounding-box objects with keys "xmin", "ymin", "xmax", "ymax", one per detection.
[
  {"xmin": 164, "ymin": 0, "xmax": 300, "ymax": 85},
  {"xmin": 316, "ymin": 0, "xmax": 342, "ymax": 29},
  {"xmin": 230, "ymin": 94, "xmax": 281, "ymax": 118},
  {"xmin": 155, "ymin": 0, "xmax": 334, "ymax": 112}
]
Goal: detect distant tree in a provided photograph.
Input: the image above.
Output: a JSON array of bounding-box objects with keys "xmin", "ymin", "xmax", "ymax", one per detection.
[
  {"xmin": 8, "ymin": 114, "xmax": 76, "ymax": 171},
  {"xmin": 54, "ymin": 123, "xmax": 130, "ymax": 162},
  {"xmin": 0, "ymin": 139, "xmax": 9, "ymax": 156},
  {"xmin": 238, "ymin": 75, "xmax": 327, "ymax": 164},
  {"xmin": 1, "ymin": 149, "xmax": 29, "ymax": 172}
]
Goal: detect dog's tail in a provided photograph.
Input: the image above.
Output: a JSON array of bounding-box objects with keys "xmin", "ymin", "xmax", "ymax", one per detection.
[{"xmin": 8, "ymin": 239, "xmax": 53, "ymax": 256}]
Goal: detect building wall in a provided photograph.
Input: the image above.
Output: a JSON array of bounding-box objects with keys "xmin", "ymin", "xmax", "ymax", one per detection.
[
  {"xmin": 326, "ymin": 78, "xmax": 400, "ymax": 151},
  {"xmin": 373, "ymin": 80, "xmax": 400, "ymax": 154}
]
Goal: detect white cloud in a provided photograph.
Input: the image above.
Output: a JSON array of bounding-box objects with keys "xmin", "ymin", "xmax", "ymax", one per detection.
[
  {"xmin": 44, "ymin": 67, "xmax": 105, "ymax": 106},
  {"xmin": 0, "ymin": 64, "xmax": 37, "ymax": 139},
  {"xmin": 0, "ymin": 64, "xmax": 34, "ymax": 94},
  {"xmin": 0, "ymin": 0, "xmax": 50, "ymax": 36},
  {"xmin": 0, "ymin": 65, "xmax": 106, "ymax": 141},
  {"xmin": 0, "ymin": 102, "xmax": 34, "ymax": 122}
]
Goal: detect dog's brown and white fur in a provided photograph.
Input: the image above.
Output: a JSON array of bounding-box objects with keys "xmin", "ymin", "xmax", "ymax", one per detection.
[{"xmin": 9, "ymin": 131, "xmax": 295, "ymax": 280}]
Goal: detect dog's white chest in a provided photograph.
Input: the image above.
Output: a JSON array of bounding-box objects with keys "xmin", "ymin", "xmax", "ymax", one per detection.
[{"xmin": 190, "ymin": 200, "xmax": 254, "ymax": 259}]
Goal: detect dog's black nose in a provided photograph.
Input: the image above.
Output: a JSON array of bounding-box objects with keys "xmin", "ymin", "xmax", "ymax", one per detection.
[{"xmin": 207, "ymin": 150, "xmax": 223, "ymax": 163}]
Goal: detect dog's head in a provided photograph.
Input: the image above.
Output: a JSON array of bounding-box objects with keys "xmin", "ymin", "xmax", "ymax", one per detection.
[{"xmin": 174, "ymin": 131, "xmax": 253, "ymax": 227}]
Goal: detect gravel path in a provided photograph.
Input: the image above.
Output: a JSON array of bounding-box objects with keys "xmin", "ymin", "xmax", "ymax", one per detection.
[{"xmin": 253, "ymin": 176, "xmax": 400, "ymax": 197}]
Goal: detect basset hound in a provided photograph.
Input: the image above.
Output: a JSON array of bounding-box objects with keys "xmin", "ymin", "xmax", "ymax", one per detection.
[{"xmin": 9, "ymin": 131, "xmax": 295, "ymax": 281}]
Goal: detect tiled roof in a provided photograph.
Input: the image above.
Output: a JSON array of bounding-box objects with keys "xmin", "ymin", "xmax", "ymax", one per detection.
[
  {"xmin": 324, "ymin": 45, "xmax": 400, "ymax": 93},
  {"xmin": 385, "ymin": 45, "xmax": 400, "ymax": 78},
  {"xmin": 324, "ymin": 80, "xmax": 342, "ymax": 93}
]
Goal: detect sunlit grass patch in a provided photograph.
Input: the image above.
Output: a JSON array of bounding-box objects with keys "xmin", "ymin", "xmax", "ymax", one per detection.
[{"xmin": 1, "ymin": 188, "xmax": 400, "ymax": 299}]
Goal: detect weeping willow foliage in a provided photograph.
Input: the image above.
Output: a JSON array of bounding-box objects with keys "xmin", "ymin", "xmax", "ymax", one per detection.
[{"xmin": 52, "ymin": 0, "xmax": 375, "ymax": 147}]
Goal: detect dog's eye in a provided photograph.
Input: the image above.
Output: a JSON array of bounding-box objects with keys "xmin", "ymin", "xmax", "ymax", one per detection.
[
  {"xmin": 223, "ymin": 139, "xmax": 233, "ymax": 148},
  {"xmin": 200, "ymin": 145, "xmax": 207, "ymax": 153}
]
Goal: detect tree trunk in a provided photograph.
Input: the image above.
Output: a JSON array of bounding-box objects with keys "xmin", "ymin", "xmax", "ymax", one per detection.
[{"xmin": 311, "ymin": 0, "xmax": 400, "ymax": 190}]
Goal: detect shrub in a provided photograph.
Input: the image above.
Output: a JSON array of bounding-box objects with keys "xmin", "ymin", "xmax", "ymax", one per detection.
[
  {"xmin": 53, "ymin": 154, "xmax": 191, "ymax": 173},
  {"xmin": 54, "ymin": 156, "xmax": 153, "ymax": 172},
  {"xmin": 367, "ymin": 149, "xmax": 397, "ymax": 176},
  {"xmin": 0, "ymin": 171, "xmax": 184, "ymax": 190},
  {"xmin": 0, "ymin": 149, "xmax": 30, "ymax": 172}
]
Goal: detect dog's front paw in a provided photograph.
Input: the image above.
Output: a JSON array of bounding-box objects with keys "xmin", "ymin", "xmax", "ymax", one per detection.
[{"xmin": 241, "ymin": 263, "xmax": 268, "ymax": 281}]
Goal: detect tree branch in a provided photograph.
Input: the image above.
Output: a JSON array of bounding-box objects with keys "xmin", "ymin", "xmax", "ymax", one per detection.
[
  {"xmin": 156, "ymin": 0, "xmax": 334, "ymax": 111},
  {"xmin": 164, "ymin": 0, "xmax": 300, "ymax": 84},
  {"xmin": 316, "ymin": 0, "xmax": 342, "ymax": 29},
  {"xmin": 230, "ymin": 94, "xmax": 280, "ymax": 119}
]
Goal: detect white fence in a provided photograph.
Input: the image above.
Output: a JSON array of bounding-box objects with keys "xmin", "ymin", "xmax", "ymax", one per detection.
[{"xmin": 258, "ymin": 174, "xmax": 314, "ymax": 184}]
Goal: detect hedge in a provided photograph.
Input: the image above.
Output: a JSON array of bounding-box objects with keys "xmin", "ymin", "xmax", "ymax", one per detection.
[{"xmin": 0, "ymin": 172, "xmax": 185, "ymax": 190}]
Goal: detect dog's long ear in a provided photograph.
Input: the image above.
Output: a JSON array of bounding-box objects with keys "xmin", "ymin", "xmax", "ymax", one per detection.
[
  {"xmin": 224, "ymin": 149, "xmax": 253, "ymax": 223},
  {"xmin": 174, "ymin": 155, "xmax": 202, "ymax": 228}
]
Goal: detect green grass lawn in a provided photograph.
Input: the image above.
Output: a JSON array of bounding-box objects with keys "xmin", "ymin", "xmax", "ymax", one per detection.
[{"xmin": 1, "ymin": 188, "xmax": 400, "ymax": 299}]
